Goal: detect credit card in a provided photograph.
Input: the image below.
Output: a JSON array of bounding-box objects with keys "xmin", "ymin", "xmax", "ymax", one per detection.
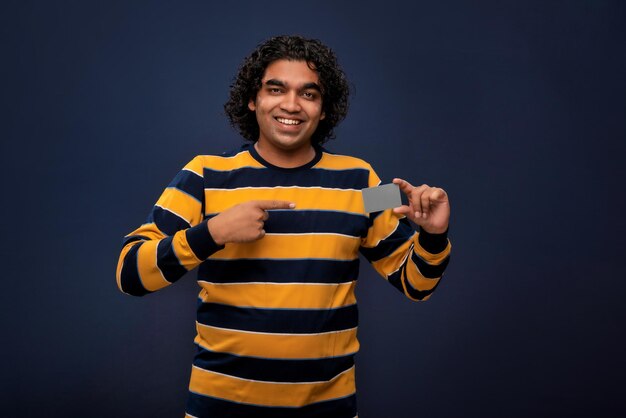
[{"xmin": 362, "ymin": 183, "xmax": 402, "ymax": 213}]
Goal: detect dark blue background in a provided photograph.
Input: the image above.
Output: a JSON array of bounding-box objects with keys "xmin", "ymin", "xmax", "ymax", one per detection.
[{"xmin": 3, "ymin": 1, "xmax": 625, "ymax": 417}]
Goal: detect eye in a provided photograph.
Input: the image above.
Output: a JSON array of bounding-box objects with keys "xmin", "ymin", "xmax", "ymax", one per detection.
[
  {"xmin": 268, "ymin": 87, "xmax": 283, "ymax": 94},
  {"xmin": 302, "ymin": 91, "xmax": 317, "ymax": 100}
]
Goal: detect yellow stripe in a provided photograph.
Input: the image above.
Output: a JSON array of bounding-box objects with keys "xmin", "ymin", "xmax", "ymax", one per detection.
[
  {"xmin": 117, "ymin": 227, "xmax": 203, "ymax": 292},
  {"xmin": 211, "ymin": 234, "xmax": 360, "ymax": 261},
  {"xmin": 369, "ymin": 233, "xmax": 449, "ymax": 300},
  {"xmin": 189, "ymin": 365, "xmax": 356, "ymax": 407},
  {"xmin": 198, "ymin": 281, "xmax": 357, "ymax": 309},
  {"xmin": 156, "ymin": 187, "xmax": 203, "ymax": 226},
  {"xmin": 403, "ymin": 260, "xmax": 441, "ymax": 300},
  {"xmin": 204, "ymin": 188, "xmax": 365, "ymax": 215},
  {"xmin": 125, "ymin": 223, "xmax": 165, "ymax": 241},
  {"xmin": 315, "ymin": 152, "xmax": 381, "ymax": 190},
  {"xmin": 117, "ymin": 223, "xmax": 167, "ymax": 292},
  {"xmin": 172, "ymin": 229, "xmax": 203, "ymax": 267},
  {"xmin": 136, "ymin": 240, "xmax": 171, "ymax": 291},
  {"xmin": 314, "ymin": 152, "xmax": 371, "ymax": 171},
  {"xmin": 195, "ymin": 152, "xmax": 263, "ymax": 172},
  {"xmin": 195, "ymin": 324, "xmax": 359, "ymax": 359},
  {"xmin": 361, "ymin": 210, "xmax": 403, "ymax": 248},
  {"xmin": 181, "ymin": 155, "xmax": 205, "ymax": 177},
  {"xmin": 370, "ymin": 238, "xmax": 414, "ymax": 278}
]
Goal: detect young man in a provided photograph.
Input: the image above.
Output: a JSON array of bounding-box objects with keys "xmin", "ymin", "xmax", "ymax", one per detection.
[{"xmin": 117, "ymin": 35, "xmax": 451, "ymax": 418}]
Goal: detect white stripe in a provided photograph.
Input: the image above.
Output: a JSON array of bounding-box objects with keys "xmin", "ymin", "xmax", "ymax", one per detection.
[
  {"xmin": 263, "ymin": 232, "xmax": 360, "ymax": 239},
  {"xmin": 198, "ymin": 150, "xmax": 249, "ymax": 160},
  {"xmin": 203, "ymin": 164, "xmax": 263, "ymax": 173},
  {"xmin": 205, "ymin": 209, "xmax": 368, "ymax": 218},
  {"xmin": 196, "ymin": 322, "xmax": 357, "ymax": 337},
  {"xmin": 198, "ymin": 280, "xmax": 356, "ymax": 286},
  {"xmin": 365, "ymin": 218, "xmax": 405, "ymax": 248},
  {"xmin": 204, "ymin": 185, "xmax": 362, "ymax": 192},
  {"xmin": 166, "ymin": 186, "xmax": 202, "ymax": 203},
  {"xmin": 382, "ymin": 242, "xmax": 414, "ymax": 284},
  {"xmin": 191, "ymin": 364, "xmax": 355, "ymax": 385},
  {"xmin": 181, "ymin": 167, "xmax": 203, "ymax": 178},
  {"xmin": 154, "ymin": 204, "xmax": 191, "ymax": 226},
  {"xmin": 318, "ymin": 152, "xmax": 371, "ymax": 169},
  {"xmin": 208, "ymin": 256, "xmax": 359, "ymax": 262}
]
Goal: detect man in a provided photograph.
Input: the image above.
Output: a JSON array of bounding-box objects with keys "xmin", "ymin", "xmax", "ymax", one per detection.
[{"xmin": 117, "ymin": 35, "xmax": 451, "ymax": 418}]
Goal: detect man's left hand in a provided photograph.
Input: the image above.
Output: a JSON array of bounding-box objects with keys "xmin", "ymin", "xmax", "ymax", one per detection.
[{"xmin": 392, "ymin": 178, "xmax": 450, "ymax": 234}]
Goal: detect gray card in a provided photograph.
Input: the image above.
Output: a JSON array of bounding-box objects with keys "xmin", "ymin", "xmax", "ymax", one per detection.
[{"xmin": 362, "ymin": 183, "xmax": 402, "ymax": 213}]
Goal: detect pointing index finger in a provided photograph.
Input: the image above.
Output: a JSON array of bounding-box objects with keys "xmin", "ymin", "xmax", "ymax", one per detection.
[{"xmin": 255, "ymin": 200, "xmax": 296, "ymax": 210}]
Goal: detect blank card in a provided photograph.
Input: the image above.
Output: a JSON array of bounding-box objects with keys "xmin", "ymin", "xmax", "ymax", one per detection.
[{"xmin": 362, "ymin": 183, "xmax": 402, "ymax": 213}]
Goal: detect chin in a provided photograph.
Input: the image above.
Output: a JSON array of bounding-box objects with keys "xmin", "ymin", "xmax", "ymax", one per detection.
[{"xmin": 273, "ymin": 138, "xmax": 309, "ymax": 150}]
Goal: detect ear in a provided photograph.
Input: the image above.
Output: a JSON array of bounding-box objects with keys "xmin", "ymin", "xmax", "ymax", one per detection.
[
  {"xmin": 248, "ymin": 98, "xmax": 256, "ymax": 112},
  {"xmin": 320, "ymin": 110, "xmax": 325, "ymax": 120}
]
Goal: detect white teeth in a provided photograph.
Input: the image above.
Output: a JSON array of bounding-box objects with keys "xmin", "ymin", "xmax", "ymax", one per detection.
[{"xmin": 276, "ymin": 117, "xmax": 301, "ymax": 125}]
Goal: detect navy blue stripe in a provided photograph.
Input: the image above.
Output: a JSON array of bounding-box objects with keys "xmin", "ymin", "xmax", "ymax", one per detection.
[
  {"xmin": 197, "ymin": 302, "xmax": 358, "ymax": 334},
  {"xmin": 186, "ymin": 222, "xmax": 224, "ymax": 260},
  {"xmin": 192, "ymin": 345, "xmax": 354, "ymax": 382},
  {"xmin": 147, "ymin": 206, "xmax": 190, "ymax": 236},
  {"xmin": 121, "ymin": 234, "xmax": 150, "ymax": 247},
  {"xmin": 186, "ymin": 391, "xmax": 357, "ymax": 418},
  {"xmin": 411, "ymin": 251, "xmax": 450, "ymax": 279},
  {"xmin": 264, "ymin": 210, "xmax": 368, "ymax": 237},
  {"xmin": 360, "ymin": 219, "xmax": 414, "ymax": 262},
  {"xmin": 404, "ymin": 273, "xmax": 441, "ymax": 300},
  {"xmin": 119, "ymin": 242, "xmax": 149, "ymax": 296},
  {"xmin": 418, "ymin": 228, "xmax": 449, "ymax": 253},
  {"xmin": 386, "ymin": 266, "xmax": 407, "ymax": 295},
  {"xmin": 203, "ymin": 166, "xmax": 370, "ymax": 190},
  {"xmin": 387, "ymin": 261, "xmax": 440, "ymax": 300},
  {"xmin": 156, "ymin": 236, "xmax": 187, "ymax": 283},
  {"xmin": 167, "ymin": 169, "xmax": 204, "ymax": 203},
  {"xmin": 197, "ymin": 259, "xmax": 360, "ymax": 284},
  {"xmin": 219, "ymin": 147, "xmax": 246, "ymax": 158}
]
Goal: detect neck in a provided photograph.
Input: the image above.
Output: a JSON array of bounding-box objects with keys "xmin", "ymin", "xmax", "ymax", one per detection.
[{"xmin": 254, "ymin": 142, "xmax": 316, "ymax": 168}]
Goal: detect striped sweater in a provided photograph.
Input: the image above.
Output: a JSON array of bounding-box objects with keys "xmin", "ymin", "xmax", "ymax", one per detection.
[{"xmin": 116, "ymin": 144, "xmax": 451, "ymax": 417}]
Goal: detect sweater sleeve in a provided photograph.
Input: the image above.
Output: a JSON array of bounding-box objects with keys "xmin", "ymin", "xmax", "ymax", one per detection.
[
  {"xmin": 115, "ymin": 156, "xmax": 224, "ymax": 296},
  {"xmin": 359, "ymin": 168, "xmax": 451, "ymax": 301}
]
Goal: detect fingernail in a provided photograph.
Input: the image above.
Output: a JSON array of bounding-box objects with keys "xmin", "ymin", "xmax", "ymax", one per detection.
[
  {"xmin": 289, "ymin": 203, "xmax": 296, "ymax": 208},
  {"xmin": 415, "ymin": 211, "xmax": 421, "ymax": 218}
]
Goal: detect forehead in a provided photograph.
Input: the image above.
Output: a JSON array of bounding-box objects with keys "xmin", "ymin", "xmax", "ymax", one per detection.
[{"xmin": 262, "ymin": 59, "xmax": 320, "ymax": 84}]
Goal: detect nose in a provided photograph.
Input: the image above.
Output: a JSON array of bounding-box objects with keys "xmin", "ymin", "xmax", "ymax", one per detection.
[{"xmin": 279, "ymin": 91, "xmax": 301, "ymax": 113}]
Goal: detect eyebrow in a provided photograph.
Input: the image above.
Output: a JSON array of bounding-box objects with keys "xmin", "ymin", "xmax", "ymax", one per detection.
[{"xmin": 264, "ymin": 79, "xmax": 322, "ymax": 92}]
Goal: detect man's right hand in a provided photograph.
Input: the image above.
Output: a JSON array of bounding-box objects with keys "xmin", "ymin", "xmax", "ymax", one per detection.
[{"xmin": 207, "ymin": 200, "xmax": 296, "ymax": 245}]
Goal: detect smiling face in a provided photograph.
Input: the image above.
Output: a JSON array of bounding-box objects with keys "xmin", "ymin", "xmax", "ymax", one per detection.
[{"xmin": 248, "ymin": 59, "xmax": 325, "ymax": 165}]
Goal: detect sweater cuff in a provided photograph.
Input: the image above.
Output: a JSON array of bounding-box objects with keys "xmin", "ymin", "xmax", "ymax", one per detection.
[
  {"xmin": 185, "ymin": 221, "xmax": 225, "ymax": 260},
  {"xmin": 418, "ymin": 228, "xmax": 449, "ymax": 254}
]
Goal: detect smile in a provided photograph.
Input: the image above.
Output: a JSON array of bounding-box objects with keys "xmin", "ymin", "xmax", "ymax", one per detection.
[{"xmin": 275, "ymin": 117, "xmax": 302, "ymax": 126}]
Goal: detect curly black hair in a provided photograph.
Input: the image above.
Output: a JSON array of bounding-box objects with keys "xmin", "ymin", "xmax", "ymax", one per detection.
[{"xmin": 224, "ymin": 35, "xmax": 350, "ymax": 145}]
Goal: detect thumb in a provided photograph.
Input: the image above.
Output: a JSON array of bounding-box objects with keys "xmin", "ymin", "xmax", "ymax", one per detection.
[
  {"xmin": 393, "ymin": 205, "xmax": 426, "ymax": 227},
  {"xmin": 392, "ymin": 205, "xmax": 412, "ymax": 218}
]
